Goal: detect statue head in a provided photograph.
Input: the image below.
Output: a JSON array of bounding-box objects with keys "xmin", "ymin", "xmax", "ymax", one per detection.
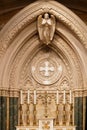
[{"xmin": 44, "ymin": 13, "xmax": 49, "ymax": 19}]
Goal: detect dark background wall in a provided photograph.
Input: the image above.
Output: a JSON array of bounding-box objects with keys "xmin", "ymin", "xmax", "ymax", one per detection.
[
  {"xmin": 0, "ymin": 0, "xmax": 87, "ymax": 13},
  {"xmin": 0, "ymin": 0, "xmax": 87, "ymax": 30}
]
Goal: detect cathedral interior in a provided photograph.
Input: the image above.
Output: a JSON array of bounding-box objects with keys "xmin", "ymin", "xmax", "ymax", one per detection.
[{"xmin": 0, "ymin": 0, "xmax": 87, "ymax": 130}]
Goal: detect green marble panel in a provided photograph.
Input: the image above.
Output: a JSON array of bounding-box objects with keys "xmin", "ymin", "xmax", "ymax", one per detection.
[
  {"xmin": 9, "ymin": 98, "xmax": 14, "ymax": 130},
  {"xmin": 13, "ymin": 98, "xmax": 18, "ymax": 128},
  {"xmin": 0, "ymin": 97, "xmax": 1, "ymax": 130},
  {"xmin": 9, "ymin": 97, "xmax": 18, "ymax": 130},
  {"xmin": 0, "ymin": 96, "xmax": 7, "ymax": 130},
  {"xmin": 74, "ymin": 97, "xmax": 83, "ymax": 130},
  {"xmin": 85, "ymin": 97, "xmax": 87, "ymax": 130}
]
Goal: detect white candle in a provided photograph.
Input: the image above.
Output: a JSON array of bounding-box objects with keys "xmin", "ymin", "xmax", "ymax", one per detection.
[
  {"xmin": 27, "ymin": 89, "xmax": 30, "ymax": 104},
  {"xmin": 70, "ymin": 90, "xmax": 72, "ymax": 104},
  {"xmin": 34, "ymin": 90, "xmax": 36, "ymax": 104},
  {"xmin": 57, "ymin": 90, "xmax": 59, "ymax": 104},
  {"xmin": 20, "ymin": 90, "xmax": 23, "ymax": 104},
  {"xmin": 63, "ymin": 90, "xmax": 66, "ymax": 104}
]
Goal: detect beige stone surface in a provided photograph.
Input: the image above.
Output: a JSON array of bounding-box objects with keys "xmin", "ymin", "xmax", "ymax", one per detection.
[{"xmin": 0, "ymin": 0, "xmax": 87, "ymax": 129}]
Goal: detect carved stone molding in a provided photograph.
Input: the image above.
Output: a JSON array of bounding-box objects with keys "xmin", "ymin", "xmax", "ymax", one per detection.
[
  {"xmin": 0, "ymin": 0, "xmax": 87, "ymax": 93},
  {"xmin": 31, "ymin": 50, "xmax": 63, "ymax": 85},
  {"xmin": 74, "ymin": 89, "xmax": 87, "ymax": 97},
  {"xmin": 0, "ymin": 89, "xmax": 87, "ymax": 97},
  {"xmin": 0, "ymin": 34, "xmax": 85, "ymax": 91},
  {"xmin": 0, "ymin": 89, "xmax": 19, "ymax": 97},
  {"xmin": 0, "ymin": 1, "xmax": 87, "ymax": 60}
]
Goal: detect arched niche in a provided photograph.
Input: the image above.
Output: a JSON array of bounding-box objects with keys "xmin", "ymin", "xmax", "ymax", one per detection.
[{"xmin": 0, "ymin": 0, "xmax": 87, "ymax": 96}]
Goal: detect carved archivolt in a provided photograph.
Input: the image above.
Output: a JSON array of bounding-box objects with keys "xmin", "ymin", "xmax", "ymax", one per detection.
[{"xmin": 0, "ymin": 0, "xmax": 87, "ymax": 97}]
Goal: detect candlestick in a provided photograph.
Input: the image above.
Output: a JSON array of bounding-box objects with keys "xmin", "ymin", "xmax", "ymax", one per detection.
[
  {"xmin": 27, "ymin": 89, "xmax": 30, "ymax": 104},
  {"xmin": 63, "ymin": 90, "xmax": 66, "ymax": 104},
  {"xmin": 70, "ymin": 90, "xmax": 72, "ymax": 104},
  {"xmin": 20, "ymin": 90, "xmax": 23, "ymax": 104},
  {"xmin": 57, "ymin": 90, "xmax": 59, "ymax": 104},
  {"xmin": 34, "ymin": 90, "xmax": 36, "ymax": 104}
]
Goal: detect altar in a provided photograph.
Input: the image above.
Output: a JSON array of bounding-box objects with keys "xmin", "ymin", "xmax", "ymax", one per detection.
[
  {"xmin": 16, "ymin": 125, "xmax": 76, "ymax": 130},
  {"xmin": 16, "ymin": 118, "xmax": 76, "ymax": 130},
  {"xmin": 16, "ymin": 10, "xmax": 76, "ymax": 130},
  {"xmin": 16, "ymin": 89, "xmax": 76, "ymax": 130}
]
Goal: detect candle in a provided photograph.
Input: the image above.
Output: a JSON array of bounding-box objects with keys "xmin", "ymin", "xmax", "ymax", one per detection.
[
  {"xmin": 27, "ymin": 89, "xmax": 30, "ymax": 104},
  {"xmin": 34, "ymin": 90, "xmax": 36, "ymax": 104},
  {"xmin": 70, "ymin": 90, "xmax": 72, "ymax": 104},
  {"xmin": 20, "ymin": 90, "xmax": 23, "ymax": 104},
  {"xmin": 57, "ymin": 90, "xmax": 59, "ymax": 104},
  {"xmin": 63, "ymin": 90, "xmax": 66, "ymax": 104}
]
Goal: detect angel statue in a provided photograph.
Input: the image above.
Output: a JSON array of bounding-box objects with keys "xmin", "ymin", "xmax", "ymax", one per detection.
[{"xmin": 37, "ymin": 13, "xmax": 56, "ymax": 45}]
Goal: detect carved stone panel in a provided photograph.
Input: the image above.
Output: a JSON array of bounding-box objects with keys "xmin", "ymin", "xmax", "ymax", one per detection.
[{"xmin": 31, "ymin": 50, "xmax": 63, "ymax": 85}]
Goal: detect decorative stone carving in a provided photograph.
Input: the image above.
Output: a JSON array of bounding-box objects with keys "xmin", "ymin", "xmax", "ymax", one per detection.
[
  {"xmin": 39, "ymin": 119, "xmax": 53, "ymax": 130},
  {"xmin": 0, "ymin": 0, "xmax": 86, "ymax": 93},
  {"xmin": 18, "ymin": 90, "xmax": 75, "ymax": 128},
  {"xmin": 31, "ymin": 50, "xmax": 63, "ymax": 85},
  {"xmin": 47, "ymin": 98, "xmax": 56, "ymax": 119},
  {"xmin": 21, "ymin": 103, "xmax": 28, "ymax": 125},
  {"xmin": 0, "ymin": 1, "xmax": 87, "ymax": 130},
  {"xmin": 36, "ymin": 99, "xmax": 45, "ymax": 125},
  {"xmin": 65, "ymin": 103, "xmax": 71, "ymax": 125},
  {"xmin": 21, "ymin": 94, "xmax": 28, "ymax": 125},
  {"xmin": 58, "ymin": 103, "xmax": 64, "ymax": 125},
  {"xmin": 29, "ymin": 103, "xmax": 34, "ymax": 126},
  {"xmin": 60, "ymin": 79, "xmax": 70, "ymax": 90},
  {"xmin": 37, "ymin": 13, "xmax": 56, "ymax": 45}
]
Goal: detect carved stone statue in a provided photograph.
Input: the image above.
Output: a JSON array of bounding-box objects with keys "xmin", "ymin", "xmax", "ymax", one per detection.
[
  {"xmin": 65, "ymin": 103, "xmax": 71, "ymax": 125},
  {"xmin": 58, "ymin": 103, "xmax": 64, "ymax": 125},
  {"xmin": 37, "ymin": 13, "xmax": 56, "ymax": 45},
  {"xmin": 36, "ymin": 99, "xmax": 45, "ymax": 125},
  {"xmin": 21, "ymin": 94, "xmax": 28, "ymax": 125},
  {"xmin": 47, "ymin": 98, "xmax": 56, "ymax": 119},
  {"xmin": 22, "ymin": 103, "xmax": 28, "ymax": 125},
  {"xmin": 29, "ymin": 103, "xmax": 34, "ymax": 126}
]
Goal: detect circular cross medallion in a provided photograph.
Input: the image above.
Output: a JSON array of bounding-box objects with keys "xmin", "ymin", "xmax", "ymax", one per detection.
[{"xmin": 31, "ymin": 57, "xmax": 63, "ymax": 85}]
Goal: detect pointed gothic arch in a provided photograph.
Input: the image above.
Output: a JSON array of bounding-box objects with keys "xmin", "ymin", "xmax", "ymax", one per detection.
[
  {"xmin": 0, "ymin": 1, "xmax": 87, "ymax": 130},
  {"xmin": 0, "ymin": 0, "xmax": 87, "ymax": 92}
]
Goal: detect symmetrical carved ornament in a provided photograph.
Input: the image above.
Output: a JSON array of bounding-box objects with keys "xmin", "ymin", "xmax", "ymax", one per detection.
[
  {"xmin": 7, "ymin": 36, "xmax": 83, "ymax": 91},
  {"xmin": 0, "ymin": 89, "xmax": 87, "ymax": 97},
  {"xmin": 0, "ymin": 0, "xmax": 86, "ymax": 94},
  {"xmin": 18, "ymin": 90, "xmax": 74, "ymax": 126},
  {"xmin": 0, "ymin": 0, "xmax": 87, "ymax": 63},
  {"xmin": 37, "ymin": 13, "xmax": 56, "ymax": 45},
  {"xmin": 0, "ymin": 2, "xmax": 87, "ymax": 130},
  {"xmin": 31, "ymin": 52, "xmax": 62, "ymax": 85}
]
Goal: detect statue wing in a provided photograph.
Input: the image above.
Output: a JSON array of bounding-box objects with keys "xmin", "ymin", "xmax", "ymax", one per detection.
[
  {"xmin": 50, "ymin": 15, "xmax": 56, "ymax": 40},
  {"xmin": 37, "ymin": 15, "xmax": 43, "ymax": 41}
]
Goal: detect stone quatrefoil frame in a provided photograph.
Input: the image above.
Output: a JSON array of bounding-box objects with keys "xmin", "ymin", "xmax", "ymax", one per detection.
[{"xmin": 0, "ymin": 0, "xmax": 87, "ymax": 96}]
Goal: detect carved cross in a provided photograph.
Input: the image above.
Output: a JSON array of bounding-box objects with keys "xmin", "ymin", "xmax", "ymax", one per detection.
[{"xmin": 40, "ymin": 61, "xmax": 54, "ymax": 77}]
